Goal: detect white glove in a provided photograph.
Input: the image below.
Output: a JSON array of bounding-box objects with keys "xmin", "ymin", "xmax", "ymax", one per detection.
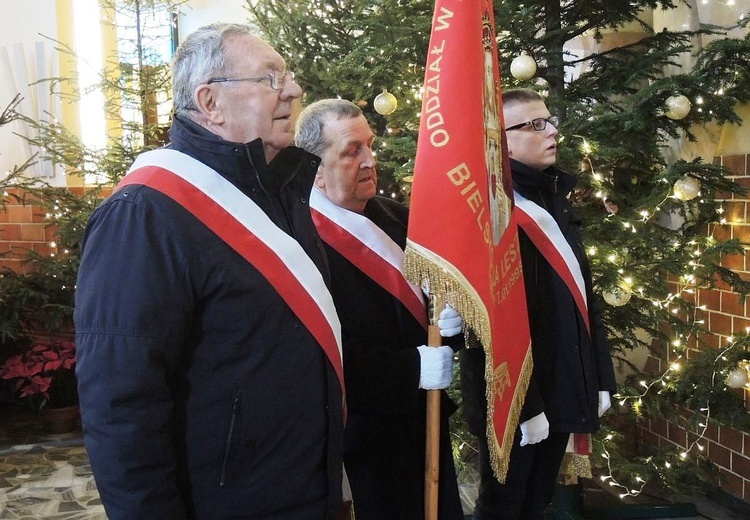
[
  {"xmin": 437, "ymin": 304, "xmax": 462, "ymax": 337},
  {"xmin": 417, "ymin": 345, "xmax": 454, "ymax": 389},
  {"xmin": 519, "ymin": 412, "xmax": 549, "ymax": 446},
  {"xmin": 598, "ymin": 390, "xmax": 612, "ymax": 417}
]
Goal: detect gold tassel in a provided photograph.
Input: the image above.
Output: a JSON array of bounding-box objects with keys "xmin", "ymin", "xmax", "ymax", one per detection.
[
  {"xmin": 485, "ymin": 345, "xmax": 533, "ymax": 483},
  {"xmin": 559, "ymin": 453, "xmax": 592, "ymax": 485},
  {"xmin": 405, "ymin": 242, "xmax": 532, "ymax": 484},
  {"xmin": 405, "ymin": 242, "xmax": 491, "ymax": 348}
]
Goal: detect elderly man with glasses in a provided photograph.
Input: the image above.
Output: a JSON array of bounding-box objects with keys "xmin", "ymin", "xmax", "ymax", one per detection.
[
  {"xmin": 75, "ymin": 23, "xmax": 348, "ymax": 520},
  {"xmin": 460, "ymin": 88, "xmax": 617, "ymax": 519}
]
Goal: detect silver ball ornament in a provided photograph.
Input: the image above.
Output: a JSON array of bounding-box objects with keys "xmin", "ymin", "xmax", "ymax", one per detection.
[
  {"xmin": 673, "ymin": 176, "xmax": 700, "ymax": 201},
  {"xmin": 510, "ymin": 53, "xmax": 537, "ymax": 81},
  {"xmin": 664, "ymin": 94, "xmax": 692, "ymax": 120},
  {"xmin": 725, "ymin": 367, "xmax": 748, "ymax": 389},
  {"xmin": 602, "ymin": 285, "xmax": 632, "ymax": 307},
  {"xmin": 374, "ymin": 90, "xmax": 398, "ymax": 116}
]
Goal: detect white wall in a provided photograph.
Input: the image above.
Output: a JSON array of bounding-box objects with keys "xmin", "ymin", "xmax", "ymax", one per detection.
[
  {"xmin": 177, "ymin": 0, "xmax": 251, "ymax": 43},
  {"xmin": 0, "ymin": 0, "xmax": 59, "ymax": 180},
  {"xmin": 0, "ymin": 0, "xmax": 249, "ymax": 181},
  {"xmin": 0, "ymin": 0, "xmax": 58, "ymax": 47}
]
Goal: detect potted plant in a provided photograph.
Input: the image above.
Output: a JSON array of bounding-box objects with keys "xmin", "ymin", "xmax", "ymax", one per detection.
[{"xmin": 0, "ymin": 338, "xmax": 79, "ymax": 433}]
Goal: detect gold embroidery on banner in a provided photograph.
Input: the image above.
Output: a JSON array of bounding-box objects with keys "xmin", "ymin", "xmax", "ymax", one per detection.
[{"xmin": 491, "ymin": 362, "xmax": 511, "ymax": 401}]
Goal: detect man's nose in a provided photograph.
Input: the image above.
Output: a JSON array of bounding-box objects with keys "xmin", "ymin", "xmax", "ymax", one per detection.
[
  {"xmin": 280, "ymin": 77, "xmax": 303, "ymax": 99},
  {"xmin": 361, "ymin": 149, "xmax": 376, "ymax": 168}
]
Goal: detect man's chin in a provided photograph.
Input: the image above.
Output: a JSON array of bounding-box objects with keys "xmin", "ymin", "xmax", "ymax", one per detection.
[{"xmin": 267, "ymin": 137, "xmax": 293, "ymax": 154}]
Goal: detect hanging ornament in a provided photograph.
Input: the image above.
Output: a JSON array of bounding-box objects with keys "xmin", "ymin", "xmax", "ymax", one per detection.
[
  {"xmin": 664, "ymin": 94, "xmax": 692, "ymax": 120},
  {"xmin": 374, "ymin": 90, "xmax": 398, "ymax": 116},
  {"xmin": 673, "ymin": 176, "xmax": 701, "ymax": 201},
  {"xmin": 725, "ymin": 367, "xmax": 749, "ymax": 389},
  {"xmin": 510, "ymin": 52, "xmax": 537, "ymax": 81},
  {"xmin": 602, "ymin": 285, "xmax": 632, "ymax": 307}
]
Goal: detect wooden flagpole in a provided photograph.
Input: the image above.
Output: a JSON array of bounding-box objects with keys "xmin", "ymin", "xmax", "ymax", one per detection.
[{"xmin": 424, "ymin": 293, "xmax": 444, "ymax": 520}]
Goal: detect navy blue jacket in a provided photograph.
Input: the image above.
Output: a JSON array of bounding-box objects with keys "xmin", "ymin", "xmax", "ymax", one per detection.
[{"xmin": 75, "ymin": 116, "xmax": 343, "ymax": 520}]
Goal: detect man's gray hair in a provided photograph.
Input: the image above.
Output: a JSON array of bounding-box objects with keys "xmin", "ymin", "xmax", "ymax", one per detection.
[
  {"xmin": 295, "ymin": 98, "xmax": 363, "ymax": 159},
  {"xmin": 171, "ymin": 22, "xmax": 255, "ymax": 117}
]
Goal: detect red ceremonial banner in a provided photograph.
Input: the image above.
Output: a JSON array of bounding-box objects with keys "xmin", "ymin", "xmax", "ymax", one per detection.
[{"xmin": 404, "ymin": 0, "xmax": 532, "ymax": 482}]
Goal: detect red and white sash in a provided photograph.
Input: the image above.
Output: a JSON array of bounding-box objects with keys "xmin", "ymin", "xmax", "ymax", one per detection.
[
  {"xmin": 514, "ymin": 192, "xmax": 590, "ymax": 335},
  {"xmin": 310, "ymin": 188, "xmax": 428, "ymax": 330},
  {"xmin": 118, "ymin": 149, "xmax": 345, "ymax": 399}
]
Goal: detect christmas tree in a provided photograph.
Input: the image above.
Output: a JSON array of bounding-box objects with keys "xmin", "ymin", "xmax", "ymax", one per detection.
[
  {"xmin": 249, "ymin": 0, "xmax": 750, "ymax": 496},
  {"xmin": 0, "ymin": 0, "xmax": 182, "ymax": 350}
]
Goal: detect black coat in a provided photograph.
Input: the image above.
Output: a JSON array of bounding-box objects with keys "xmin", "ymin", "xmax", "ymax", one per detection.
[
  {"xmin": 75, "ymin": 116, "xmax": 343, "ymax": 520},
  {"xmin": 324, "ymin": 196, "xmax": 464, "ymax": 520},
  {"xmin": 512, "ymin": 159, "xmax": 617, "ymax": 432},
  {"xmin": 462, "ymin": 159, "xmax": 616, "ymax": 436}
]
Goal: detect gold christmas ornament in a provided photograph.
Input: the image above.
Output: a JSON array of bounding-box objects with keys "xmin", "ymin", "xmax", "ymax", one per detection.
[
  {"xmin": 510, "ymin": 53, "xmax": 537, "ymax": 81},
  {"xmin": 602, "ymin": 285, "xmax": 632, "ymax": 307},
  {"xmin": 664, "ymin": 94, "xmax": 692, "ymax": 120},
  {"xmin": 725, "ymin": 367, "xmax": 749, "ymax": 389},
  {"xmin": 673, "ymin": 176, "xmax": 700, "ymax": 201},
  {"xmin": 374, "ymin": 90, "xmax": 398, "ymax": 115}
]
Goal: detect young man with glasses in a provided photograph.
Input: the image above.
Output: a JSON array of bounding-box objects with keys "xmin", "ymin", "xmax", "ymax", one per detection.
[
  {"xmin": 461, "ymin": 88, "xmax": 617, "ymax": 519},
  {"xmin": 75, "ymin": 23, "xmax": 347, "ymax": 519}
]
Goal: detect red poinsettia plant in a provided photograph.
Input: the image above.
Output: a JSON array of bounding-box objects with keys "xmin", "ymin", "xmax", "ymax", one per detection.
[{"xmin": 0, "ymin": 339, "xmax": 78, "ymax": 412}]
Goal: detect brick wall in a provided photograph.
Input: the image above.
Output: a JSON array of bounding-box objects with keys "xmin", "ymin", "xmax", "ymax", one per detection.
[
  {"xmin": 0, "ymin": 186, "xmax": 94, "ymax": 273},
  {"xmin": 701, "ymin": 152, "xmax": 750, "ymax": 501},
  {"xmin": 0, "ymin": 188, "xmax": 56, "ymax": 274},
  {"xmin": 639, "ymin": 153, "xmax": 750, "ymax": 503}
]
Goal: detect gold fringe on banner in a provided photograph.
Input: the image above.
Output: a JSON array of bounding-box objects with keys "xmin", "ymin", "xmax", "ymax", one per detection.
[
  {"xmin": 404, "ymin": 239, "xmax": 533, "ymax": 484},
  {"xmin": 486, "ymin": 345, "xmax": 532, "ymax": 483},
  {"xmin": 404, "ymin": 241, "xmax": 491, "ymax": 348}
]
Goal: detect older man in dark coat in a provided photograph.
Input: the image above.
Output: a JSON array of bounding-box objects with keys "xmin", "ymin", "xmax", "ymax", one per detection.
[{"xmin": 296, "ymin": 98, "xmax": 465, "ymax": 520}]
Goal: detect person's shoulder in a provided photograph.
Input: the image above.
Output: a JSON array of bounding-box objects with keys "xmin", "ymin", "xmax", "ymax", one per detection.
[
  {"xmin": 94, "ymin": 165, "xmax": 191, "ymax": 223},
  {"xmin": 370, "ymin": 195, "xmax": 407, "ymax": 211},
  {"xmin": 274, "ymin": 145, "xmax": 320, "ymax": 168},
  {"xmin": 270, "ymin": 146, "xmax": 321, "ymax": 187},
  {"xmin": 367, "ymin": 196, "xmax": 408, "ymax": 220}
]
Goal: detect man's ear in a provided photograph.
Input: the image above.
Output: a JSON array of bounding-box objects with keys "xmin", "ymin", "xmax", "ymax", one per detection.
[
  {"xmin": 194, "ymin": 84, "xmax": 225, "ymax": 124},
  {"xmin": 313, "ymin": 170, "xmax": 326, "ymax": 189}
]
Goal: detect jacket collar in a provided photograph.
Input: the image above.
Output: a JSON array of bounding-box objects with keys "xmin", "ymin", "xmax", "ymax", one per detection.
[
  {"xmin": 511, "ymin": 158, "xmax": 577, "ymax": 198},
  {"xmin": 167, "ymin": 115, "xmax": 319, "ymax": 194}
]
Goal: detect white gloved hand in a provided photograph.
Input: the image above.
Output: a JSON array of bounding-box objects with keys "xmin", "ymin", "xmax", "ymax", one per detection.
[
  {"xmin": 519, "ymin": 412, "xmax": 549, "ymax": 446},
  {"xmin": 438, "ymin": 304, "xmax": 463, "ymax": 337},
  {"xmin": 598, "ymin": 390, "xmax": 612, "ymax": 417},
  {"xmin": 417, "ymin": 345, "xmax": 454, "ymax": 390}
]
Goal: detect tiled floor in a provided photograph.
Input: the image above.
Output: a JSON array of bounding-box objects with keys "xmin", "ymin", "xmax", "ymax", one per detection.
[{"xmin": 0, "ymin": 404, "xmax": 105, "ymax": 519}]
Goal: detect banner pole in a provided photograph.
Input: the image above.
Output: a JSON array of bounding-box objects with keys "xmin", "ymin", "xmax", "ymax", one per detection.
[{"xmin": 425, "ymin": 293, "xmax": 444, "ymax": 520}]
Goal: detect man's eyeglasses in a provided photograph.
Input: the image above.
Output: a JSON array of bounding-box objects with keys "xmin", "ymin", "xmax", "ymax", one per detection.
[
  {"xmin": 505, "ymin": 116, "xmax": 559, "ymax": 132},
  {"xmin": 207, "ymin": 70, "xmax": 296, "ymax": 91}
]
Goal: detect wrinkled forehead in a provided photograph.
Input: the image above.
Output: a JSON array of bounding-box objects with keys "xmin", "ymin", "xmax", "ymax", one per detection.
[
  {"xmin": 223, "ymin": 33, "xmax": 286, "ymax": 73},
  {"xmin": 325, "ymin": 115, "xmax": 373, "ymax": 146}
]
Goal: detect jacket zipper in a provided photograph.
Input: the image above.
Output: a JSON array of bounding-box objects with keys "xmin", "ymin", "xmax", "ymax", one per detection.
[
  {"xmin": 245, "ymin": 147, "xmax": 295, "ymax": 236},
  {"xmin": 220, "ymin": 396, "xmax": 240, "ymax": 487}
]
